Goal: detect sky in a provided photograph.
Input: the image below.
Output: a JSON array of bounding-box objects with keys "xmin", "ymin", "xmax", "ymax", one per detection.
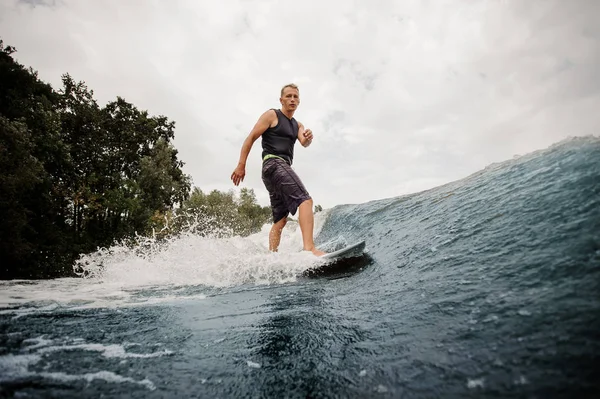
[{"xmin": 1, "ymin": 0, "xmax": 599, "ymax": 209}]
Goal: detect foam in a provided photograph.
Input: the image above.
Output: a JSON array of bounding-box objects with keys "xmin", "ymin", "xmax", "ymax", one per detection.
[
  {"xmin": 467, "ymin": 378, "xmax": 485, "ymax": 389},
  {"xmin": 72, "ymin": 212, "xmax": 329, "ymax": 290},
  {"xmin": 0, "ymin": 304, "xmax": 60, "ymax": 319},
  {"xmin": 37, "ymin": 370, "xmax": 156, "ymax": 390},
  {"xmin": 19, "ymin": 336, "xmax": 174, "ymax": 359},
  {"xmin": 1, "ymin": 337, "xmax": 165, "ymax": 390},
  {"xmin": 246, "ymin": 360, "xmax": 261, "ymax": 369},
  {"xmin": 0, "ymin": 354, "xmax": 42, "ymax": 382},
  {"xmin": 375, "ymin": 385, "xmax": 389, "ymax": 393},
  {"xmin": 22, "ymin": 336, "xmax": 54, "ymax": 351},
  {"xmin": 37, "ymin": 343, "xmax": 173, "ymax": 359}
]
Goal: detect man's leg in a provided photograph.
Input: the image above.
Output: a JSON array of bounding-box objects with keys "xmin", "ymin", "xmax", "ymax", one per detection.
[
  {"xmin": 298, "ymin": 199, "xmax": 325, "ymax": 256},
  {"xmin": 269, "ymin": 217, "xmax": 287, "ymax": 252}
]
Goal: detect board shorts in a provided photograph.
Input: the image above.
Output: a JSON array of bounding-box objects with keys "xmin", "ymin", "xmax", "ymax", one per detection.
[{"xmin": 261, "ymin": 157, "xmax": 311, "ymax": 224}]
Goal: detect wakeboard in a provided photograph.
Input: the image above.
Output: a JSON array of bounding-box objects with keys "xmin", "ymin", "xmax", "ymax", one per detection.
[
  {"xmin": 303, "ymin": 240, "xmax": 369, "ymax": 278},
  {"xmin": 321, "ymin": 240, "xmax": 366, "ymax": 260}
]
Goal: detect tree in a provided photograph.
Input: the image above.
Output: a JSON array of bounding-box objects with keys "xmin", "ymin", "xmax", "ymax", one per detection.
[
  {"xmin": 153, "ymin": 187, "xmax": 272, "ymax": 238},
  {"xmin": 0, "ymin": 40, "xmax": 72, "ymax": 279},
  {"xmin": 0, "ymin": 117, "xmax": 43, "ymax": 277},
  {"xmin": 237, "ymin": 187, "xmax": 272, "ymax": 235},
  {"xmin": 0, "ymin": 40, "xmax": 192, "ymax": 279}
]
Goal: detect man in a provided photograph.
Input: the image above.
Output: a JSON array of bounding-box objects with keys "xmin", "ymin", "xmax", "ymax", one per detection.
[{"xmin": 231, "ymin": 83, "xmax": 325, "ymax": 256}]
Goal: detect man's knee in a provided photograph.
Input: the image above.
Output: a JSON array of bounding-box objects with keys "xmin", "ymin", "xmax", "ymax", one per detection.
[
  {"xmin": 274, "ymin": 217, "xmax": 287, "ymax": 229},
  {"xmin": 300, "ymin": 198, "xmax": 313, "ymax": 208}
]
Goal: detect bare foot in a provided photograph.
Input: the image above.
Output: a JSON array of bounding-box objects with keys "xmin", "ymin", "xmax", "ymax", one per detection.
[
  {"xmin": 303, "ymin": 246, "xmax": 326, "ymax": 256},
  {"xmin": 311, "ymin": 248, "xmax": 326, "ymax": 257}
]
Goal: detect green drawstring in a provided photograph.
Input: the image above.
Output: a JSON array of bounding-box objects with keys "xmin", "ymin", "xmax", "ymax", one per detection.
[{"xmin": 262, "ymin": 154, "xmax": 286, "ymax": 163}]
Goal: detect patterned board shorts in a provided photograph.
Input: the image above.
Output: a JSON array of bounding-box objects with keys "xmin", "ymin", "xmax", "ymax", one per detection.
[{"xmin": 262, "ymin": 158, "xmax": 311, "ymax": 223}]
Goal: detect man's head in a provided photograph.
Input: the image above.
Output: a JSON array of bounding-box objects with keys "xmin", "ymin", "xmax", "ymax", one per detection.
[{"xmin": 280, "ymin": 83, "xmax": 300, "ymax": 112}]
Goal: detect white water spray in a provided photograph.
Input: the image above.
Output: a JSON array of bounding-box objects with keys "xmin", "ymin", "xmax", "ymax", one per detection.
[
  {"xmin": 1, "ymin": 211, "xmax": 332, "ymax": 313},
  {"xmin": 74, "ymin": 210, "xmax": 330, "ymax": 288}
]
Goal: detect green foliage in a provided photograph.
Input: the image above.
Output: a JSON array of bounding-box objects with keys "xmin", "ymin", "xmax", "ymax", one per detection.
[
  {"xmin": 0, "ymin": 117, "xmax": 44, "ymax": 277},
  {"xmin": 0, "ymin": 40, "xmax": 73, "ymax": 278},
  {"xmin": 150, "ymin": 187, "xmax": 271, "ymax": 239},
  {"xmin": 0, "ymin": 40, "xmax": 195, "ymax": 279},
  {"xmin": 237, "ymin": 187, "xmax": 272, "ymax": 235},
  {"xmin": 314, "ymin": 204, "xmax": 323, "ymax": 213}
]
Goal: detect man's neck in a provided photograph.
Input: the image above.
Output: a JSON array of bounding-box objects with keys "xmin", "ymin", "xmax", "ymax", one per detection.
[{"xmin": 280, "ymin": 108, "xmax": 295, "ymax": 119}]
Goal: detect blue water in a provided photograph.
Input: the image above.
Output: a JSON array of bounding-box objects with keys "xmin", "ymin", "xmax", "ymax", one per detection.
[{"xmin": 1, "ymin": 136, "xmax": 599, "ymax": 398}]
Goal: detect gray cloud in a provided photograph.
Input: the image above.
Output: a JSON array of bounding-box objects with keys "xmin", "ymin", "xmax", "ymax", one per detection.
[{"xmin": 18, "ymin": 0, "xmax": 58, "ymax": 8}]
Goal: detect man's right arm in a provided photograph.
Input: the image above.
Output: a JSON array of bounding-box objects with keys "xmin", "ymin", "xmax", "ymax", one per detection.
[{"xmin": 231, "ymin": 110, "xmax": 275, "ymax": 186}]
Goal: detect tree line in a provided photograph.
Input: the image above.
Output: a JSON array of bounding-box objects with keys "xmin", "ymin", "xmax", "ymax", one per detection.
[{"xmin": 0, "ymin": 40, "xmax": 272, "ymax": 280}]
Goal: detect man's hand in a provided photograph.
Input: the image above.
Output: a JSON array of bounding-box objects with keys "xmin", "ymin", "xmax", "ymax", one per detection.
[
  {"xmin": 231, "ymin": 164, "xmax": 246, "ymax": 186},
  {"xmin": 300, "ymin": 128, "xmax": 313, "ymax": 147},
  {"xmin": 303, "ymin": 128, "xmax": 313, "ymax": 142}
]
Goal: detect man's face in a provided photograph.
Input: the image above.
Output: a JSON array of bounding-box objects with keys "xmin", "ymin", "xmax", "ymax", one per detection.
[{"xmin": 280, "ymin": 87, "xmax": 300, "ymax": 111}]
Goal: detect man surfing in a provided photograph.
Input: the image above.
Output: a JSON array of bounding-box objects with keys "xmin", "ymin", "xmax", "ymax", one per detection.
[{"xmin": 231, "ymin": 83, "xmax": 326, "ymax": 256}]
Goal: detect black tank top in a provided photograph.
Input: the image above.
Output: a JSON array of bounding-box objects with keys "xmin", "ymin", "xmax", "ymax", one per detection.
[{"xmin": 261, "ymin": 109, "xmax": 298, "ymax": 165}]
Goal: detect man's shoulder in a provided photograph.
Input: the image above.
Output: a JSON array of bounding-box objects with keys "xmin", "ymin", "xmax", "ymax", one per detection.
[
  {"xmin": 267, "ymin": 108, "xmax": 281, "ymax": 123},
  {"xmin": 260, "ymin": 109, "xmax": 279, "ymax": 130},
  {"xmin": 263, "ymin": 108, "xmax": 279, "ymax": 118}
]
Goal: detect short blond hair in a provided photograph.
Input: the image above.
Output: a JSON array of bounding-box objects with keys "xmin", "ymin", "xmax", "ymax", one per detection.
[{"xmin": 280, "ymin": 83, "xmax": 299, "ymax": 97}]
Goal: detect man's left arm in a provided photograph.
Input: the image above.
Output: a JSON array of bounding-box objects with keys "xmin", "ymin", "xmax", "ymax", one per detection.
[{"xmin": 297, "ymin": 122, "xmax": 313, "ymax": 148}]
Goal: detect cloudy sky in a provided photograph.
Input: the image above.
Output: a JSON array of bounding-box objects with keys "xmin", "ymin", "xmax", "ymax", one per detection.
[{"xmin": 1, "ymin": 0, "xmax": 599, "ymax": 208}]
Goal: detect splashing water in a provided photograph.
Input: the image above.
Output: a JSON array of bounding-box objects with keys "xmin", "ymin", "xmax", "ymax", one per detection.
[
  {"xmin": 1, "ymin": 211, "xmax": 333, "ymax": 315},
  {"xmin": 75, "ymin": 210, "xmax": 331, "ymax": 286}
]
